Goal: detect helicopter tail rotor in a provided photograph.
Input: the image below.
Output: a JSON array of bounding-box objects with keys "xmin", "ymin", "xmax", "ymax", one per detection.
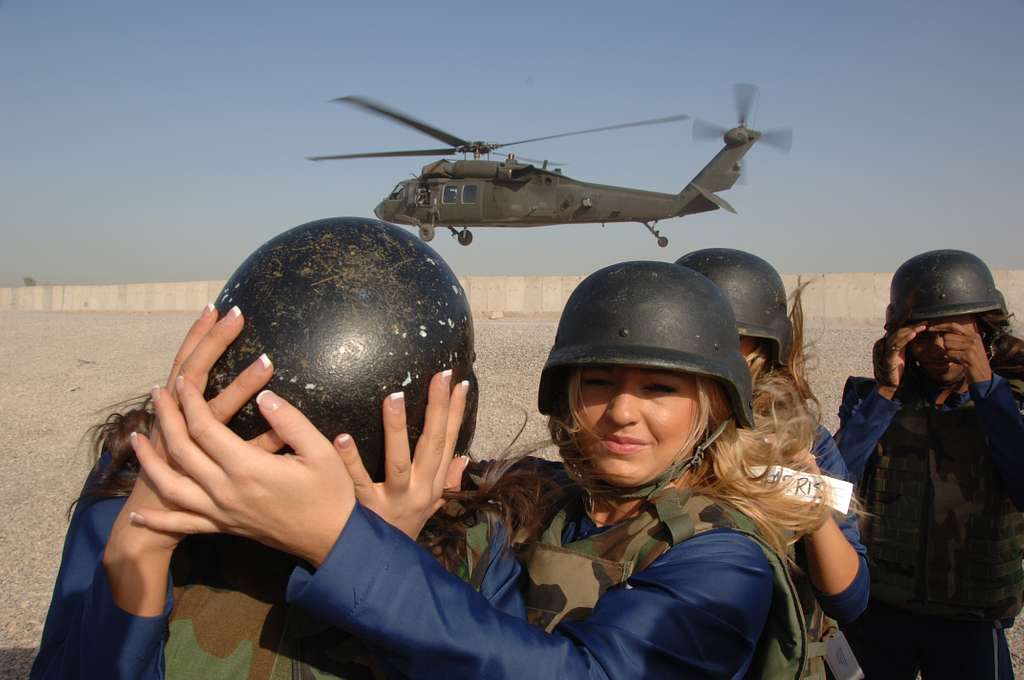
[{"xmin": 693, "ymin": 84, "xmax": 793, "ymax": 157}]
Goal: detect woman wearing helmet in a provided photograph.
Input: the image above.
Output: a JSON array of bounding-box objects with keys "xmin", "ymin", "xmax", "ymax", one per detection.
[
  {"xmin": 835, "ymin": 249, "xmax": 1024, "ymax": 680},
  {"xmin": 677, "ymin": 248, "xmax": 870, "ymax": 675},
  {"xmin": 30, "ymin": 218, "xmax": 493, "ymax": 679},
  {"xmin": 136, "ymin": 260, "xmax": 835, "ymax": 678}
]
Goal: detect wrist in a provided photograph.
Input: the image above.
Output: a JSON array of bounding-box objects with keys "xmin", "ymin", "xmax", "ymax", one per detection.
[
  {"xmin": 877, "ymin": 385, "xmax": 897, "ymax": 401},
  {"xmin": 301, "ymin": 497, "xmax": 357, "ymax": 568}
]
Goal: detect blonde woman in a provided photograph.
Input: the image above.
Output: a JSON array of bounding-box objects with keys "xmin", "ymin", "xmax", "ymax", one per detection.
[
  {"xmin": 136, "ymin": 261, "xmax": 834, "ymax": 678},
  {"xmin": 677, "ymin": 248, "xmax": 870, "ymax": 676}
]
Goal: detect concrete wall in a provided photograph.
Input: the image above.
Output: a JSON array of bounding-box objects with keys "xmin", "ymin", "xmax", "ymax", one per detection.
[{"xmin": 2, "ymin": 271, "xmax": 1022, "ymax": 328}]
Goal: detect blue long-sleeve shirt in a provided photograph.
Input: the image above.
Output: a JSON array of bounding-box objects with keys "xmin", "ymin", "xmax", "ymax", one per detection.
[
  {"xmin": 288, "ymin": 502, "xmax": 776, "ymax": 679},
  {"xmin": 835, "ymin": 374, "xmax": 1024, "ymax": 510},
  {"xmin": 810, "ymin": 426, "xmax": 870, "ymax": 623}
]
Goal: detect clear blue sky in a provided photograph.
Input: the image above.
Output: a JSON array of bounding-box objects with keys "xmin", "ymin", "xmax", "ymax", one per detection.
[{"xmin": 2, "ymin": 0, "xmax": 1022, "ymax": 286}]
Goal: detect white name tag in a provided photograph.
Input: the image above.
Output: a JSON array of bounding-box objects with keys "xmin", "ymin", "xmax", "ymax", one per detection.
[{"xmin": 750, "ymin": 466, "xmax": 853, "ymax": 515}]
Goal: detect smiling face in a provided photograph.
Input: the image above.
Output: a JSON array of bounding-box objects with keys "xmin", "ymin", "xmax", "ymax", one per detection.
[
  {"xmin": 574, "ymin": 365, "xmax": 701, "ymax": 488},
  {"xmin": 908, "ymin": 313, "xmax": 978, "ymax": 386}
]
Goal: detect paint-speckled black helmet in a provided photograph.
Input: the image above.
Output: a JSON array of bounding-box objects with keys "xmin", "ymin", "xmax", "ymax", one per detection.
[
  {"xmin": 206, "ymin": 217, "xmax": 476, "ymax": 481},
  {"xmin": 538, "ymin": 261, "xmax": 754, "ymax": 427},
  {"xmin": 675, "ymin": 248, "xmax": 792, "ymax": 365},
  {"xmin": 886, "ymin": 249, "xmax": 1006, "ymax": 331}
]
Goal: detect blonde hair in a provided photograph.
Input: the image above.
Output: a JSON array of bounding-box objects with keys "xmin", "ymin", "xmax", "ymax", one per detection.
[{"xmin": 549, "ymin": 369, "xmax": 831, "ymax": 556}]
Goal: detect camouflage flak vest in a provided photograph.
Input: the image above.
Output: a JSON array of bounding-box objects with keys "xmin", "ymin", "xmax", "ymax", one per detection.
[
  {"xmin": 520, "ymin": 487, "xmax": 813, "ymax": 680},
  {"xmin": 165, "ymin": 515, "xmax": 494, "ymax": 680},
  {"xmin": 855, "ymin": 377, "xmax": 1024, "ymax": 620}
]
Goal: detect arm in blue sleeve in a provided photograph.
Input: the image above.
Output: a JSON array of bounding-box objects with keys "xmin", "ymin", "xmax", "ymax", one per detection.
[
  {"xmin": 834, "ymin": 379, "xmax": 900, "ymax": 481},
  {"xmin": 970, "ymin": 374, "xmax": 1024, "ymax": 510},
  {"xmin": 30, "ymin": 478, "xmax": 168, "ymax": 679},
  {"xmin": 288, "ymin": 504, "xmax": 773, "ymax": 680},
  {"xmin": 808, "ymin": 428, "xmax": 869, "ymax": 623}
]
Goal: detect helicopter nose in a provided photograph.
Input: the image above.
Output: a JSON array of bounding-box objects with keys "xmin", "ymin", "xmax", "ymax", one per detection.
[{"xmin": 373, "ymin": 202, "xmax": 386, "ymax": 220}]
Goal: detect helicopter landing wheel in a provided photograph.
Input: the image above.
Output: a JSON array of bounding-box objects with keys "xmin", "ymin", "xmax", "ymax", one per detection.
[
  {"xmin": 457, "ymin": 229, "xmax": 474, "ymax": 246},
  {"xmin": 419, "ymin": 225, "xmax": 436, "ymax": 242},
  {"xmin": 641, "ymin": 221, "xmax": 668, "ymax": 248}
]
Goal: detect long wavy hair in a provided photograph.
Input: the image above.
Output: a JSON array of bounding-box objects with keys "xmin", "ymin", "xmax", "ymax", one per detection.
[
  {"xmin": 546, "ymin": 369, "xmax": 831, "ymax": 557},
  {"xmin": 744, "ymin": 280, "xmax": 820, "ymax": 422}
]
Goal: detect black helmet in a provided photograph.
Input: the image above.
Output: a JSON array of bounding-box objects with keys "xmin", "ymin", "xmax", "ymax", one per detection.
[
  {"xmin": 206, "ymin": 217, "xmax": 476, "ymax": 481},
  {"xmin": 537, "ymin": 261, "xmax": 754, "ymax": 427},
  {"xmin": 886, "ymin": 249, "xmax": 1006, "ymax": 330},
  {"xmin": 675, "ymin": 248, "xmax": 792, "ymax": 365}
]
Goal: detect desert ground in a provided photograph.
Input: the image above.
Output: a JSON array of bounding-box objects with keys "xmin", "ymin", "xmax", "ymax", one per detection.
[{"xmin": 1, "ymin": 310, "xmax": 1019, "ymax": 678}]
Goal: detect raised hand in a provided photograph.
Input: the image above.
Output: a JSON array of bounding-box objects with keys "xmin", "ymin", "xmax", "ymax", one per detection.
[
  {"xmin": 873, "ymin": 323, "xmax": 927, "ymax": 399},
  {"xmin": 105, "ymin": 304, "xmax": 275, "ymax": 615},
  {"xmin": 336, "ymin": 371, "xmax": 470, "ymax": 540},
  {"xmin": 927, "ymin": 319, "xmax": 992, "ymax": 384}
]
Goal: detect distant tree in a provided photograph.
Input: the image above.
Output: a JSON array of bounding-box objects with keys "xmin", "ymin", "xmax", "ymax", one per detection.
[{"xmin": 23, "ymin": 276, "xmax": 37, "ymax": 287}]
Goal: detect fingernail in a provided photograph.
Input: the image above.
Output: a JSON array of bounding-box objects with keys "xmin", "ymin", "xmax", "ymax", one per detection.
[
  {"xmin": 459, "ymin": 379, "xmax": 469, "ymax": 392},
  {"xmin": 150, "ymin": 384, "xmax": 161, "ymax": 402},
  {"xmin": 335, "ymin": 433, "xmax": 352, "ymax": 448},
  {"xmin": 256, "ymin": 390, "xmax": 282, "ymax": 412},
  {"xmin": 176, "ymin": 375, "xmax": 185, "ymax": 390},
  {"xmin": 129, "ymin": 431, "xmax": 139, "ymax": 443},
  {"xmin": 205, "ymin": 302, "xmax": 216, "ymax": 314},
  {"xmin": 440, "ymin": 369, "xmax": 453, "ymax": 388},
  {"xmin": 229, "ymin": 305, "xmax": 242, "ymax": 319},
  {"xmin": 258, "ymin": 353, "xmax": 272, "ymax": 370},
  {"xmin": 128, "ymin": 511, "xmax": 145, "ymax": 526},
  {"xmin": 388, "ymin": 391, "xmax": 405, "ymax": 413}
]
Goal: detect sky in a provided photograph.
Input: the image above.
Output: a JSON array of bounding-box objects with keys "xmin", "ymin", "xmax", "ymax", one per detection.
[{"xmin": 1, "ymin": 0, "xmax": 1022, "ymax": 287}]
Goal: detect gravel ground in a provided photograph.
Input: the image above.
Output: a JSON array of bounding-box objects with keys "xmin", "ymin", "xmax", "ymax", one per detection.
[{"xmin": 0, "ymin": 310, "xmax": 1019, "ymax": 677}]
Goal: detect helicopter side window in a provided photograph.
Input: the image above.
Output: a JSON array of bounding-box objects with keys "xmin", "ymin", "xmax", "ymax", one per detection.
[
  {"xmin": 388, "ymin": 184, "xmax": 405, "ymax": 201},
  {"xmin": 442, "ymin": 184, "xmax": 459, "ymax": 204},
  {"xmin": 462, "ymin": 184, "xmax": 478, "ymax": 204}
]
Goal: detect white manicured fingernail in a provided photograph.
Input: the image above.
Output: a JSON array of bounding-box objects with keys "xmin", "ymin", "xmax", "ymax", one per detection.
[
  {"xmin": 229, "ymin": 305, "xmax": 241, "ymax": 318},
  {"xmin": 204, "ymin": 302, "xmax": 215, "ymax": 315},
  {"xmin": 128, "ymin": 511, "xmax": 145, "ymax": 526},
  {"xmin": 440, "ymin": 369, "xmax": 453, "ymax": 387},
  {"xmin": 258, "ymin": 353, "xmax": 272, "ymax": 369},
  {"xmin": 459, "ymin": 380, "xmax": 469, "ymax": 391},
  {"xmin": 257, "ymin": 390, "xmax": 281, "ymax": 412},
  {"xmin": 150, "ymin": 385, "xmax": 161, "ymax": 402},
  {"xmin": 129, "ymin": 431, "xmax": 138, "ymax": 442},
  {"xmin": 336, "ymin": 433, "xmax": 352, "ymax": 448},
  {"xmin": 388, "ymin": 391, "xmax": 405, "ymax": 413},
  {"xmin": 176, "ymin": 375, "xmax": 185, "ymax": 389}
]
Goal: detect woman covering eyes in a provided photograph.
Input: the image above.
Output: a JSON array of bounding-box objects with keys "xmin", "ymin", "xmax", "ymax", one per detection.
[{"xmin": 67, "ymin": 258, "xmax": 835, "ymax": 679}]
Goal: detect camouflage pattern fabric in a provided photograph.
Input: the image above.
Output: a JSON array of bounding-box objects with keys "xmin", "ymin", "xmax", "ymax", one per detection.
[
  {"xmin": 520, "ymin": 487, "xmax": 812, "ymax": 679},
  {"xmin": 857, "ymin": 377, "xmax": 1024, "ymax": 620},
  {"xmin": 166, "ymin": 511, "xmax": 495, "ymax": 680}
]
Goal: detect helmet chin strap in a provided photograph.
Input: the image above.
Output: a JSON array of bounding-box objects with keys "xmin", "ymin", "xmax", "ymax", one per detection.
[{"xmin": 587, "ymin": 420, "xmax": 731, "ymax": 502}]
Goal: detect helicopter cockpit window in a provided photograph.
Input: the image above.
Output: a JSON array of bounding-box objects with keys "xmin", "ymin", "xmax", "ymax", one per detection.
[
  {"xmin": 442, "ymin": 184, "xmax": 459, "ymax": 204},
  {"xmin": 388, "ymin": 184, "xmax": 405, "ymax": 201},
  {"xmin": 462, "ymin": 184, "xmax": 478, "ymax": 204}
]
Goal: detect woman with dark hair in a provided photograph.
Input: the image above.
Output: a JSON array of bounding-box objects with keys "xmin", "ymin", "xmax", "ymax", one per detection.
[
  {"xmin": 135, "ymin": 260, "xmax": 837, "ymax": 678},
  {"xmin": 30, "ymin": 218, "xmax": 490, "ymax": 679},
  {"xmin": 835, "ymin": 249, "xmax": 1024, "ymax": 680}
]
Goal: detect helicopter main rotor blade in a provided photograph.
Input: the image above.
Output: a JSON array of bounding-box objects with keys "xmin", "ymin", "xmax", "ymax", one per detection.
[
  {"xmin": 496, "ymin": 114, "xmax": 690, "ymax": 149},
  {"xmin": 333, "ymin": 96, "xmax": 471, "ymax": 149},
  {"xmin": 692, "ymin": 117, "xmax": 729, "ymax": 142},
  {"xmin": 308, "ymin": 147, "xmax": 457, "ymax": 161},
  {"xmin": 758, "ymin": 127, "xmax": 793, "ymax": 153},
  {"xmin": 734, "ymin": 84, "xmax": 759, "ymax": 127}
]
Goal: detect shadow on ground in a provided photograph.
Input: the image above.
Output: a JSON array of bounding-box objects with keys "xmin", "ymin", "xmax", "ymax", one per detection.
[{"xmin": 0, "ymin": 648, "xmax": 37, "ymax": 679}]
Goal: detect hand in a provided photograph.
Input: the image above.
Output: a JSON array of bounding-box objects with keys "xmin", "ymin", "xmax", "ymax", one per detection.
[
  {"xmin": 133, "ymin": 376, "xmax": 356, "ymax": 568},
  {"xmin": 105, "ymin": 304, "xmax": 275, "ymax": 614},
  {"xmin": 338, "ymin": 372, "xmax": 470, "ymax": 540},
  {"xmin": 873, "ymin": 323, "xmax": 927, "ymax": 399},
  {"xmin": 928, "ymin": 319, "xmax": 992, "ymax": 384}
]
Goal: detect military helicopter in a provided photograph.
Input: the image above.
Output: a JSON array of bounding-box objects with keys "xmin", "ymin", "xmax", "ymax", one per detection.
[{"xmin": 310, "ymin": 85, "xmax": 791, "ymax": 247}]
